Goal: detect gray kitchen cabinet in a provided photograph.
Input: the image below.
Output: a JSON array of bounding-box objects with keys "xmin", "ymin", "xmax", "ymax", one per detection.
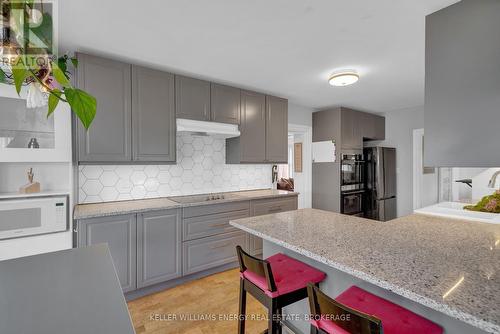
[
  {"xmin": 251, "ymin": 197, "xmax": 298, "ymax": 216},
  {"xmin": 211, "ymin": 83, "xmax": 241, "ymax": 124},
  {"xmin": 226, "ymin": 90, "xmax": 267, "ymax": 163},
  {"xmin": 424, "ymin": 0, "xmax": 500, "ymax": 167},
  {"xmin": 132, "ymin": 66, "xmax": 176, "ymax": 162},
  {"xmin": 341, "ymin": 108, "xmax": 363, "ymax": 150},
  {"xmin": 175, "ymin": 75, "xmax": 211, "ymax": 121},
  {"xmin": 77, "ymin": 214, "xmax": 137, "ymax": 292},
  {"xmin": 183, "ymin": 231, "xmax": 247, "ymax": 275},
  {"xmin": 265, "ymin": 95, "xmax": 288, "ymax": 163},
  {"xmin": 361, "ymin": 112, "xmax": 385, "ymax": 141},
  {"xmin": 373, "ymin": 114, "xmax": 385, "ymax": 140},
  {"xmin": 248, "ymin": 196, "xmax": 298, "ymax": 256},
  {"xmin": 137, "ymin": 209, "xmax": 182, "ymax": 288},
  {"xmin": 183, "ymin": 209, "xmax": 249, "ymax": 241},
  {"xmin": 77, "ymin": 53, "xmax": 132, "ymax": 162}
]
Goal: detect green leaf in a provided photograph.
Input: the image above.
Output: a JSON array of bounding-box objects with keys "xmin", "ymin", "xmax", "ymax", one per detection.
[
  {"xmin": 47, "ymin": 89, "xmax": 61, "ymax": 117},
  {"xmin": 0, "ymin": 68, "xmax": 6, "ymax": 83},
  {"xmin": 52, "ymin": 62, "xmax": 71, "ymax": 87},
  {"xmin": 70, "ymin": 57, "xmax": 78, "ymax": 68},
  {"xmin": 57, "ymin": 56, "xmax": 68, "ymax": 74},
  {"xmin": 65, "ymin": 88, "xmax": 97, "ymax": 130},
  {"xmin": 11, "ymin": 59, "xmax": 29, "ymax": 95}
]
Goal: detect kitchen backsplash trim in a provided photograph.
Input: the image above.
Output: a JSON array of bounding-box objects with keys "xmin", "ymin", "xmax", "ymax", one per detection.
[{"xmin": 78, "ymin": 134, "xmax": 272, "ymax": 203}]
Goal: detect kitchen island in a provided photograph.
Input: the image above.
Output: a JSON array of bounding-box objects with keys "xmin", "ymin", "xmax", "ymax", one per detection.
[{"xmin": 230, "ymin": 208, "xmax": 500, "ymax": 334}]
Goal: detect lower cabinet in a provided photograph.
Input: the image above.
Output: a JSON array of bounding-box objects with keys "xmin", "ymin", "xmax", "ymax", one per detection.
[
  {"xmin": 247, "ymin": 196, "xmax": 298, "ymax": 257},
  {"xmin": 76, "ymin": 196, "xmax": 298, "ymax": 294},
  {"xmin": 137, "ymin": 209, "xmax": 182, "ymax": 288},
  {"xmin": 183, "ymin": 231, "xmax": 247, "ymax": 275},
  {"xmin": 77, "ymin": 214, "xmax": 137, "ymax": 293}
]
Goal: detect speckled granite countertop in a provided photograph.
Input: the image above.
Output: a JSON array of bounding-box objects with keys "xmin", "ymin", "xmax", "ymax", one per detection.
[
  {"xmin": 230, "ymin": 209, "xmax": 500, "ymax": 334},
  {"xmin": 74, "ymin": 189, "xmax": 297, "ymax": 220}
]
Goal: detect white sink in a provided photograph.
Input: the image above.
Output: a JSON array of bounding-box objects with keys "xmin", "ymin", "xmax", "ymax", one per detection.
[{"xmin": 414, "ymin": 202, "xmax": 500, "ymax": 224}]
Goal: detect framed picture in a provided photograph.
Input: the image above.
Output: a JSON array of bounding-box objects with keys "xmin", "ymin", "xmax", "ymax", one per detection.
[{"xmin": 294, "ymin": 143, "xmax": 303, "ymax": 173}]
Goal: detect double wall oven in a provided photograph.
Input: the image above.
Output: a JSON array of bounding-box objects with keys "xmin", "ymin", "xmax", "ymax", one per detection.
[{"xmin": 340, "ymin": 153, "xmax": 365, "ymax": 216}]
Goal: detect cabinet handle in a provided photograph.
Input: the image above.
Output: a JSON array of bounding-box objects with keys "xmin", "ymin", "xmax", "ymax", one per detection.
[
  {"xmin": 210, "ymin": 242, "xmax": 231, "ymax": 249},
  {"xmin": 210, "ymin": 222, "xmax": 228, "ymax": 228},
  {"xmin": 268, "ymin": 206, "xmax": 282, "ymax": 212}
]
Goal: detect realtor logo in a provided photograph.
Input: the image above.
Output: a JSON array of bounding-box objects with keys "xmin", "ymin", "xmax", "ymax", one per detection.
[{"xmin": 0, "ymin": 0, "xmax": 58, "ymax": 69}]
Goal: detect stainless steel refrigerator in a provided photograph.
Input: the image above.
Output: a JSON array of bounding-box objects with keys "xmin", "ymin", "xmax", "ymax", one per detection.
[{"xmin": 364, "ymin": 147, "xmax": 397, "ymax": 221}]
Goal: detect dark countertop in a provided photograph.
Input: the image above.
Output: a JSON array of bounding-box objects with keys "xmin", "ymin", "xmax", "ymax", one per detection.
[
  {"xmin": 0, "ymin": 244, "xmax": 135, "ymax": 334},
  {"xmin": 74, "ymin": 189, "xmax": 298, "ymax": 220}
]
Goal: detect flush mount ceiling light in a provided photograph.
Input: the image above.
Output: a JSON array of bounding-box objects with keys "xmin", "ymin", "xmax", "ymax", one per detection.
[{"xmin": 328, "ymin": 70, "xmax": 359, "ymax": 87}]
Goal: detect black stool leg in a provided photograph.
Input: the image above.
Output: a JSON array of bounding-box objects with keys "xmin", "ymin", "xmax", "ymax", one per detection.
[
  {"xmin": 267, "ymin": 299, "xmax": 280, "ymax": 334},
  {"xmin": 310, "ymin": 324, "xmax": 319, "ymax": 334},
  {"xmin": 238, "ymin": 279, "xmax": 246, "ymax": 334}
]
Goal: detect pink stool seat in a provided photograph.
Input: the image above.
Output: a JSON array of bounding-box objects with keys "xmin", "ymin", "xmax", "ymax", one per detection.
[
  {"xmin": 313, "ymin": 286, "xmax": 443, "ymax": 334},
  {"xmin": 241, "ymin": 253, "xmax": 326, "ymax": 298}
]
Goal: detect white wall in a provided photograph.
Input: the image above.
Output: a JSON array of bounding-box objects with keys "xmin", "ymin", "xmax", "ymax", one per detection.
[
  {"xmin": 288, "ymin": 102, "xmax": 313, "ymax": 127},
  {"xmin": 371, "ymin": 106, "xmax": 425, "ymax": 217}
]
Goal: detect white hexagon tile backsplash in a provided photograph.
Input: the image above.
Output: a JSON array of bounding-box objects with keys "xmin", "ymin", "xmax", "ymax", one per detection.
[{"xmin": 78, "ymin": 133, "xmax": 273, "ymax": 203}]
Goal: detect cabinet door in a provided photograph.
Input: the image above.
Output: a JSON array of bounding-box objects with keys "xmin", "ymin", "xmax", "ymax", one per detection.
[
  {"xmin": 373, "ymin": 115, "xmax": 385, "ymax": 140},
  {"xmin": 132, "ymin": 66, "xmax": 176, "ymax": 162},
  {"xmin": 77, "ymin": 53, "xmax": 132, "ymax": 162},
  {"xmin": 265, "ymin": 96, "xmax": 288, "ymax": 163},
  {"xmin": 175, "ymin": 76, "xmax": 210, "ymax": 121},
  {"xmin": 240, "ymin": 90, "xmax": 266, "ymax": 162},
  {"xmin": 183, "ymin": 231, "xmax": 246, "ymax": 275},
  {"xmin": 77, "ymin": 214, "xmax": 136, "ymax": 292},
  {"xmin": 341, "ymin": 108, "xmax": 363, "ymax": 149},
  {"xmin": 211, "ymin": 83, "xmax": 240, "ymax": 124},
  {"xmin": 137, "ymin": 209, "xmax": 182, "ymax": 288}
]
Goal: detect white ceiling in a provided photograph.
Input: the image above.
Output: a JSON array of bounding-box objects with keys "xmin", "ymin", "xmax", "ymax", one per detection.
[{"xmin": 59, "ymin": 0, "xmax": 459, "ymax": 113}]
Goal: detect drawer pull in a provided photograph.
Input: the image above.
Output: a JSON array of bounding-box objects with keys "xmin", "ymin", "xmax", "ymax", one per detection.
[
  {"xmin": 210, "ymin": 242, "xmax": 231, "ymax": 249},
  {"xmin": 268, "ymin": 206, "xmax": 282, "ymax": 212},
  {"xmin": 210, "ymin": 222, "xmax": 228, "ymax": 228}
]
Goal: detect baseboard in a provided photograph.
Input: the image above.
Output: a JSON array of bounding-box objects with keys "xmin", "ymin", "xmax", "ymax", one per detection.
[{"xmin": 125, "ymin": 261, "xmax": 239, "ymax": 301}]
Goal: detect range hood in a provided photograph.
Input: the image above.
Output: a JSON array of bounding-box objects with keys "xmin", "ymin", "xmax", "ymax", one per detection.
[{"xmin": 176, "ymin": 118, "xmax": 240, "ymax": 138}]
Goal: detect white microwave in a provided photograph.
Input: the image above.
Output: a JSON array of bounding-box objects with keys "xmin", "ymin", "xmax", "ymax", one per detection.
[{"xmin": 0, "ymin": 196, "xmax": 68, "ymax": 240}]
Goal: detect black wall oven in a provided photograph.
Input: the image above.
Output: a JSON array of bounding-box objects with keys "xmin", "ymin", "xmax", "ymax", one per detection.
[{"xmin": 341, "ymin": 154, "xmax": 366, "ymax": 216}]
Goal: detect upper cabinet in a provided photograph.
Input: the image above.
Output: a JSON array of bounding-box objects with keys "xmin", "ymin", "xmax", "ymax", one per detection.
[
  {"xmin": 210, "ymin": 83, "xmax": 241, "ymax": 125},
  {"xmin": 175, "ymin": 76, "xmax": 211, "ymax": 121},
  {"xmin": 132, "ymin": 66, "xmax": 176, "ymax": 162},
  {"xmin": 76, "ymin": 54, "xmax": 175, "ymax": 164},
  {"xmin": 313, "ymin": 107, "xmax": 385, "ymax": 153},
  {"xmin": 77, "ymin": 53, "xmax": 132, "ymax": 162},
  {"xmin": 265, "ymin": 96, "xmax": 288, "ymax": 163},
  {"xmin": 425, "ymin": 0, "xmax": 500, "ymax": 167},
  {"xmin": 226, "ymin": 92, "xmax": 288, "ymax": 164},
  {"xmin": 75, "ymin": 53, "xmax": 288, "ymax": 165}
]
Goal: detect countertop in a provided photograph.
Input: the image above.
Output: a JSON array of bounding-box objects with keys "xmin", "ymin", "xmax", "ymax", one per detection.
[
  {"xmin": 74, "ymin": 189, "xmax": 298, "ymax": 220},
  {"xmin": 230, "ymin": 209, "xmax": 500, "ymax": 334},
  {"xmin": 0, "ymin": 244, "xmax": 135, "ymax": 334}
]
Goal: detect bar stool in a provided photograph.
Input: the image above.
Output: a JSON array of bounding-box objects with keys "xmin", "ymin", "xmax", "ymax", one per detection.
[
  {"xmin": 236, "ymin": 246, "xmax": 326, "ymax": 334},
  {"xmin": 307, "ymin": 284, "xmax": 443, "ymax": 334}
]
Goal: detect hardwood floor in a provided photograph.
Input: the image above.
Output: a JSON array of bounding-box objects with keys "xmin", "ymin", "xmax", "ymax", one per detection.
[{"xmin": 128, "ymin": 268, "xmax": 268, "ymax": 334}]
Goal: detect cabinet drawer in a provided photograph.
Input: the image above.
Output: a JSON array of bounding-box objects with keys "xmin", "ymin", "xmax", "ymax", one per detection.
[
  {"xmin": 183, "ymin": 201, "xmax": 249, "ymax": 218},
  {"xmin": 251, "ymin": 197, "xmax": 298, "ymax": 216},
  {"xmin": 183, "ymin": 209, "xmax": 249, "ymax": 241},
  {"xmin": 183, "ymin": 231, "xmax": 246, "ymax": 275}
]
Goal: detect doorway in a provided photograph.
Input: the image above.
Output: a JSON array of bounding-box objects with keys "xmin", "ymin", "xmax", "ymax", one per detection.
[{"xmin": 277, "ymin": 124, "xmax": 312, "ymax": 209}]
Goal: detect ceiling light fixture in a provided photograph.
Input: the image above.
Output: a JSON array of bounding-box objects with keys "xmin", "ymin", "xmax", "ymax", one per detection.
[{"xmin": 328, "ymin": 70, "xmax": 359, "ymax": 87}]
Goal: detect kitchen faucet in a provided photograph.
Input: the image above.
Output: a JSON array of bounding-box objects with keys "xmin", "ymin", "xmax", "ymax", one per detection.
[{"xmin": 488, "ymin": 170, "xmax": 500, "ymax": 189}]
